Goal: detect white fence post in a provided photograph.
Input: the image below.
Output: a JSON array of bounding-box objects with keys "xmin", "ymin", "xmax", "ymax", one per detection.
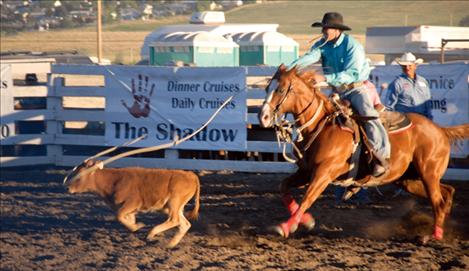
[{"xmin": 46, "ymin": 75, "xmax": 63, "ymax": 165}]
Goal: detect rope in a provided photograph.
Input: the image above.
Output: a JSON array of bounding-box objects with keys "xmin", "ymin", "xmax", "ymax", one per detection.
[
  {"xmin": 64, "ymin": 94, "xmax": 236, "ymax": 184},
  {"xmin": 62, "ymin": 134, "xmax": 147, "ymax": 184}
]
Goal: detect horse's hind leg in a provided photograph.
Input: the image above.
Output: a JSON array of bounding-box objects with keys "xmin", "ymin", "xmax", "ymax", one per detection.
[
  {"xmin": 399, "ymin": 179, "xmax": 455, "ymax": 216},
  {"xmin": 440, "ymin": 183, "xmax": 455, "ymax": 215},
  {"xmin": 412, "ymin": 160, "xmax": 449, "ymax": 241},
  {"xmin": 398, "ymin": 179, "xmax": 427, "ymax": 198},
  {"xmin": 399, "ymin": 179, "xmax": 455, "ymax": 233}
]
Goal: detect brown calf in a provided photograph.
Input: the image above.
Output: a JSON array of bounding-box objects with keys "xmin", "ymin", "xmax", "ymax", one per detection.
[{"xmin": 64, "ymin": 160, "xmax": 200, "ymax": 248}]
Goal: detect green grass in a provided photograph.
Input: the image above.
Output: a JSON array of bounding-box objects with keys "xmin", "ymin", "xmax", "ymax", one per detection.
[{"xmin": 225, "ymin": 1, "xmax": 468, "ymax": 34}]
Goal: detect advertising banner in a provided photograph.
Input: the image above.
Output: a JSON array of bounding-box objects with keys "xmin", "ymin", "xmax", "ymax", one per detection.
[
  {"xmin": 104, "ymin": 66, "xmax": 247, "ymax": 151},
  {"xmin": 0, "ymin": 64, "xmax": 14, "ymax": 141},
  {"xmin": 370, "ymin": 63, "xmax": 469, "ymax": 157}
]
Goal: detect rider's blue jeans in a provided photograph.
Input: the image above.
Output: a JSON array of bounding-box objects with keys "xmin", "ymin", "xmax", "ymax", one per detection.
[{"xmin": 341, "ymin": 86, "xmax": 391, "ymax": 160}]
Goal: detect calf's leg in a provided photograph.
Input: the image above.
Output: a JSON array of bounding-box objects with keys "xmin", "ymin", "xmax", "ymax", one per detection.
[
  {"xmin": 167, "ymin": 209, "xmax": 191, "ymax": 248},
  {"xmin": 117, "ymin": 204, "xmax": 145, "ymax": 232},
  {"xmin": 146, "ymin": 199, "xmax": 181, "ymax": 241},
  {"xmin": 166, "ymin": 191, "xmax": 195, "ymax": 248}
]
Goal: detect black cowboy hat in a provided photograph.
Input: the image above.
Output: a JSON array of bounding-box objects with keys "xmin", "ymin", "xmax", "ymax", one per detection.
[{"xmin": 311, "ymin": 12, "xmax": 352, "ymax": 31}]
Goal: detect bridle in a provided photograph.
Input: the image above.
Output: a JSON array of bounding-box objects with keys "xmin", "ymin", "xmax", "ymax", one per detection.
[
  {"xmin": 272, "ymin": 81, "xmax": 293, "ymax": 116},
  {"xmin": 265, "ymin": 74, "xmax": 330, "ymax": 163}
]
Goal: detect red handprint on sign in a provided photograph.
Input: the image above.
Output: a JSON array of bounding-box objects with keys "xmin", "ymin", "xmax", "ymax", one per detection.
[{"xmin": 121, "ymin": 74, "xmax": 155, "ymax": 118}]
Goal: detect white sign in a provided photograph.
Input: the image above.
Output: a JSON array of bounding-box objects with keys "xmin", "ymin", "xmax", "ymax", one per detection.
[
  {"xmin": 370, "ymin": 63, "xmax": 469, "ymax": 157},
  {"xmin": 104, "ymin": 66, "xmax": 247, "ymax": 151},
  {"xmin": 0, "ymin": 64, "xmax": 14, "ymax": 140}
]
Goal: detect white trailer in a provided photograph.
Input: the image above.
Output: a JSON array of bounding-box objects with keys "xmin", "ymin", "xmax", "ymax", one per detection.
[{"xmin": 366, "ymin": 25, "xmax": 469, "ymax": 64}]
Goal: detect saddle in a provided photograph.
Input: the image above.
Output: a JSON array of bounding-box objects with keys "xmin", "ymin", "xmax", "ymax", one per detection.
[
  {"xmin": 378, "ymin": 111, "xmax": 412, "ymax": 134},
  {"xmin": 331, "ymin": 94, "xmax": 412, "ymax": 135}
]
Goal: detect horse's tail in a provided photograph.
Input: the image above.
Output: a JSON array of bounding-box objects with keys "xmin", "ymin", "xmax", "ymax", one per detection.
[{"xmin": 442, "ymin": 124, "xmax": 469, "ymax": 143}]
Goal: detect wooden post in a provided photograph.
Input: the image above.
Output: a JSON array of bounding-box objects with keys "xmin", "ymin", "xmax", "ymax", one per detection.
[
  {"xmin": 440, "ymin": 39, "xmax": 446, "ymax": 64},
  {"xmin": 97, "ymin": 0, "xmax": 103, "ymax": 64},
  {"xmin": 440, "ymin": 39, "xmax": 469, "ymax": 63}
]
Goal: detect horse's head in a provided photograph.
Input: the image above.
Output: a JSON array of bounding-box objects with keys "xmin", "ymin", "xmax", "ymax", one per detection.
[{"xmin": 258, "ymin": 64, "xmax": 318, "ymax": 128}]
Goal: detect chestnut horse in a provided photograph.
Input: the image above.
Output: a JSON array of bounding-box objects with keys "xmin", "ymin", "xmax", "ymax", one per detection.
[{"xmin": 258, "ymin": 64, "xmax": 469, "ymax": 242}]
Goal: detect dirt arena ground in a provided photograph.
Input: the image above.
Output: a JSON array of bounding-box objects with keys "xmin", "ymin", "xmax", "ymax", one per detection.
[{"xmin": 1, "ymin": 168, "xmax": 468, "ymax": 270}]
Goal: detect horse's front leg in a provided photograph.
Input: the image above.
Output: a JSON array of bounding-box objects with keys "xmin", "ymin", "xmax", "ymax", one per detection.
[
  {"xmin": 280, "ymin": 169, "xmax": 315, "ymax": 231},
  {"xmin": 276, "ymin": 165, "xmax": 340, "ymax": 238}
]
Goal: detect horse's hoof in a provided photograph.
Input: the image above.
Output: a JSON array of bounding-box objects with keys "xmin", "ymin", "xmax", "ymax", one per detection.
[
  {"xmin": 269, "ymin": 225, "xmax": 286, "ymax": 238},
  {"xmin": 418, "ymin": 235, "xmax": 439, "ymax": 245},
  {"xmin": 290, "ymin": 223, "xmax": 298, "ymax": 234},
  {"xmin": 342, "ymin": 190, "xmax": 354, "ymax": 201},
  {"xmin": 301, "ymin": 213, "xmax": 316, "ymax": 231},
  {"xmin": 342, "ymin": 187, "xmax": 361, "ymax": 201},
  {"xmin": 270, "ymin": 222, "xmax": 294, "ymax": 238}
]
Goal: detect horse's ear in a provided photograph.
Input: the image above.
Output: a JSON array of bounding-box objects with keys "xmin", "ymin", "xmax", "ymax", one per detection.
[{"xmin": 279, "ymin": 63, "xmax": 286, "ymax": 71}]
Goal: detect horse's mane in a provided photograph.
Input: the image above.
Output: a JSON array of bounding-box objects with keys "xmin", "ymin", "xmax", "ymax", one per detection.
[{"xmin": 295, "ymin": 69, "xmax": 335, "ymax": 113}]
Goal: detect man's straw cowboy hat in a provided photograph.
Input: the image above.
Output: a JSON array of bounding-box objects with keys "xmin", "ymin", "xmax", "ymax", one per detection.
[{"xmin": 395, "ymin": 52, "xmax": 424, "ymax": 65}]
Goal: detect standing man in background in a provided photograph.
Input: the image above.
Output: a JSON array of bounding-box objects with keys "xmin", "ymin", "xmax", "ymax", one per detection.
[{"xmin": 386, "ymin": 52, "xmax": 433, "ymax": 120}]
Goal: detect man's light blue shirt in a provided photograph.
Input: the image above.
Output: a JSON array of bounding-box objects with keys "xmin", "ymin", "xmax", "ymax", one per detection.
[
  {"xmin": 385, "ymin": 74, "xmax": 433, "ymax": 120},
  {"xmin": 288, "ymin": 34, "xmax": 371, "ymax": 88}
]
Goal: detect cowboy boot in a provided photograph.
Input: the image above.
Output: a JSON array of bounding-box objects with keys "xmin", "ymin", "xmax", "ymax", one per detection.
[{"xmin": 372, "ymin": 156, "xmax": 389, "ymax": 177}]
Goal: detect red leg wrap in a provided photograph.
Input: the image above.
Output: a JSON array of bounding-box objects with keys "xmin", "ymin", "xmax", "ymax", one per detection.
[
  {"xmin": 286, "ymin": 210, "xmax": 303, "ymax": 229},
  {"xmin": 281, "ymin": 194, "xmax": 314, "ymax": 227},
  {"xmin": 300, "ymin": 212, "xmax": 313, "ymax": 224},
  {"xmin": 282, "ymin": 194, "xmax": 299, "ymax": 214},
  {"xmin": 433, "ymin": 226, "xmax": 444, "ymax": 240},
  {"xmin": 279, "ymin": 209, "xmax": 304, "ymax": 238}
]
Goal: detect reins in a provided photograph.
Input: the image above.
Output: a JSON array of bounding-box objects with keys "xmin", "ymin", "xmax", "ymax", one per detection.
[{"xmin": 272, "ymin": 81, "xmax": 293, "ymax": 115}]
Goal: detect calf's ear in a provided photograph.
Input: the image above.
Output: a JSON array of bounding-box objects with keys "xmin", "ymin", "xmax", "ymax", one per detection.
[
  {"xmin": 85, "ymin": 159, "xmax": 94, "ymax": 167},
  {"xmin": 96, "ymin": 161, "xmax": 104, "ymax": 170}
]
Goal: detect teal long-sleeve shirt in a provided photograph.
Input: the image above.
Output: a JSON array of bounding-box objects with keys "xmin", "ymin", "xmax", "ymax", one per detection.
[{"xmin": 288, "ymin": 33, "xmax": 371, "ymax": 88}]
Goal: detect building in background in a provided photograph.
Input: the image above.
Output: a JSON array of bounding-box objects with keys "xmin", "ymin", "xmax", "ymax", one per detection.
[
  {"xmin": 141, "ymin": 11, "xmax": 298, "ymax": 66},
  {"xmin": 149, "ymin": 31, "xmax": 239, "ymax": 67},
  {"xmin": 366, "ymin": 25, "xmax": 469, "ymax": 64},
  {"xmin": 230, "ymin": 31, "xmax": 298, "ymax": 66}
]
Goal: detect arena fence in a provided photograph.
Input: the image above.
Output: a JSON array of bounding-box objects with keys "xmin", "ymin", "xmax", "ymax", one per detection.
[{"xmin": 1, "ymin": 61, "xmax": 467, "ymax": 180}]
